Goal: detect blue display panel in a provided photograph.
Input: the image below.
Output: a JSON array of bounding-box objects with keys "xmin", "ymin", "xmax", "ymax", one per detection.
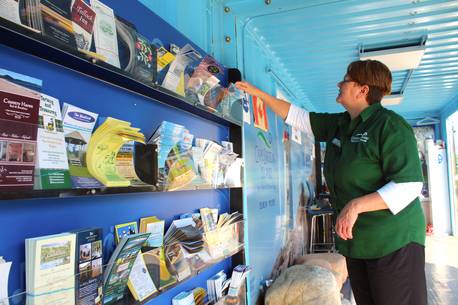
[{"xmin": 0, "ymin": 1, "xmax": 236, "ymax": 304}]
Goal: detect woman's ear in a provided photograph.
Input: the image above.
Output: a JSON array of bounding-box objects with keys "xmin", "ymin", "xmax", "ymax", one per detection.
[{"xmin": 359, "ymin": 84, "xmax": 369, "ymax": 99}]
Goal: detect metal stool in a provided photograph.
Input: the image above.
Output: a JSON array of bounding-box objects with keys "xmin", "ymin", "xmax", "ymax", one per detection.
[{"xmin": 308, "ymin": 209, "xmax": 335, "ymax": 253}]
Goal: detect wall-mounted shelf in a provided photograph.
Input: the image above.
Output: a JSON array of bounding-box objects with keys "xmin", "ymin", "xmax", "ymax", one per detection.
[{"xmin": 0, "ymin": 18, "xmax": 242, "ymax": 129}]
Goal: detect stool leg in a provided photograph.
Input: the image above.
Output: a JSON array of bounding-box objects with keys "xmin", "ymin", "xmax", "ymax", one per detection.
[{"xmin": 309, "ymin": 216, "xmax": 316, "ymax": 253}]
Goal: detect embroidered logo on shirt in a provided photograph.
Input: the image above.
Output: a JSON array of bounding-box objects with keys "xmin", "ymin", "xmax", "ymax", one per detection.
[{"xmin": 351, "ymin": 132, "xmax": 369, "ymax": 143}]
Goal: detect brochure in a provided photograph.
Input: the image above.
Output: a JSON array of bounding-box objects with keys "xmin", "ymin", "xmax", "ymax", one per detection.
[
  {"xmin": 0, "ymin": 0, "xmax": 22, "ymax": 25},
  {"xmin": 86, "ymin": 117, "xmax": 145, "ymax": 187},
  {"xmin": 71, "ymin": 0, "xmax": 96, "ymax": 51},
  {"xmin": 102, "ymin": 233, "xmax": 150, "ymax": 305},
  {"xmin": 90, "ymin": 0, "xmax": 120, "ymax": 68},
  {"xmin": 62, "ymin": 103, "xmax": 101, "ymax": 188},
  {"xmin": 40, "ymin": 0, "xmax": 78, "ymax": 49},
  {"xmin": 139, "ymin": 216, "xmax": 165, "ymax": 248},
  {"xmin": 0, "ymin": 257, "xmax": 11, "ymax": 305},
  {"xmin": 25, "ymin": 233, "xmax": 76, "ymax": 305},
  {"xmin": 0, "ymin": 77, "xmax": 41, "ymax": 190},
  {"xmin": 35, "ymin": 93, "xmax": 71, "ymax": 190},
  {"xmin": 114, "ymin": 221, "xmax": 138, "ymax": 244},
  {"xmin": 127, "ymin": 252, "xmax": 157, "ymax": 302},
  {"xmin": 73, "ymin": 228, "xmax": 103, "ymax": 305}
]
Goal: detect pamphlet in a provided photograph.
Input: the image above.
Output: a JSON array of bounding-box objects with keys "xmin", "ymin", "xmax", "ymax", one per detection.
[
  {"xmin": 139, "ymin": 216, "xmax": 165, "ymax": 248},
  {"xmin": 86, "ymin": 117, "xmax": 145, "ymax": 187},
  {"xmin": 102, "ymin": 233, "xmax": 150, "ymax": 305},
  {"xmin": 71, "ymin": 0, "xmax": 96, "ymax": 51},
  {"xmin": 62, "ymin": 103, "xmax": 101, "ymax": 188},
  {"xmin": 25, "ymin": 233, "xmax": 76, "ymax": 305},
  {"xmin": 73, "ymin": 228, "xmax": 103, "ymax": 305},
  {"xmin": 127, "ymin": 252, "xmax": 157, "ymax": 302},
  {"xmin": 172, "ymin": 290, "xmax": 195, "ymax": 305},
  {"xmin": 115, "ymin": 16, "xmax": 156, "ymax": 84},
  {"xmin": 90, "ymin": 0, "xmax": 120, "ymax": 68},
  {"xmin": 0, "ymin": 257, "xmax": 11, "ymax": 305},
  {"xmin": 142, "ymin": 248, "xmax": 176, "ymax": 289},
  {"xmin": 35, "ymin": 93, "xmax": 71, "ymax": 190},
  {"xmin": 114, "ymin": 221, "xmax": 138, "ymax": 244},
  {"xmin": 0, "ymin": 77, "xmax": 41, "ymax": 190},
  {"xmin": 162, "ymin": 44, "xmax": 202, "ymax": 96},
  {"xmin": 115, "ymin": 141, "xmax": 144, "ymax": 185},
  {"xmin": 0, "ymin": 0, "xmax": 21, "ymax": 25},
  {"xmin": 40, "ymin": 0, "xmax": 78, "ymax": 49}
]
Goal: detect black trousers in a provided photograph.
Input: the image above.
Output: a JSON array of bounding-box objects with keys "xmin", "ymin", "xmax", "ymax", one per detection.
[{"xmin": 346, "ymin": 243, "xmax": 427, "ymax": 305}]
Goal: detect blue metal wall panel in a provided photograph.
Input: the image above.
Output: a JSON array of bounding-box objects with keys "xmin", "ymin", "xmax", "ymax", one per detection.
[{"xmin": 0, "ymin": 1, "xmax": 233, "ymax": 304}]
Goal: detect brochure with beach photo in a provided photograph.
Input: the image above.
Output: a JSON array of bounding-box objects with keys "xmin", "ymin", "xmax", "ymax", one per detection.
[
  {"xmin": 0, "ymin": 70, "xmax": 41, "ymax": 190},
  {"xmin": 25, "ymin": 233, "xmax": 76, "ymax": 305}
]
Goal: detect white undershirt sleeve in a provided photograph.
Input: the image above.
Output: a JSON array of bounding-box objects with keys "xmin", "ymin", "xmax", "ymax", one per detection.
[
  {"xmin": 377, "ymin": 181, "xmax": 423, "ymax": 215},
  {"xmin": 284, "ymin": 104, "xmax": 313, "ymax": 136}
]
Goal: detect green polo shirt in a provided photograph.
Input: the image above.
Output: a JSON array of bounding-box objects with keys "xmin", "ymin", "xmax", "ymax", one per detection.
[{"xmin": 310, "ymin": 103, "xmax": 425, "ymax": 259}]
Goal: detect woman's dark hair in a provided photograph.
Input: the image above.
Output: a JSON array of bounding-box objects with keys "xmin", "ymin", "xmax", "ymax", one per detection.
[{"xmin": 347, "ymin": 60, "xmax": 392, "ymax": 104}]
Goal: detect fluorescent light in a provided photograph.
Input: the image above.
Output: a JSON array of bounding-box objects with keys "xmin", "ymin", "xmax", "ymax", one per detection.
[
  {"xmin": 360, "ymin": 45, "xmax": 426, "ymax": 71},
  {"xmin": 382, "ymin": 94, "xmax": 403, "ymax": 106}
]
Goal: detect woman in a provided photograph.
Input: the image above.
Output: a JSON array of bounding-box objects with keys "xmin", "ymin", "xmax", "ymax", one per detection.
[{"xmin": 236, "ymin": 60, "xmax": 427, "ymax": 305}]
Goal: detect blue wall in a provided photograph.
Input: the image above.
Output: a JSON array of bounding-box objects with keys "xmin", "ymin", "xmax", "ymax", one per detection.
[{"xmin": 0, "ymin": 1, "xmax": 234, "ymax": 304}]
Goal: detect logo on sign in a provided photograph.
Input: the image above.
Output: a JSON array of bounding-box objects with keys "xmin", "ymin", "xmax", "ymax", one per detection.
[{"xmin": 68, "ymin": 111, "xmax": 95, "ymax": 123}]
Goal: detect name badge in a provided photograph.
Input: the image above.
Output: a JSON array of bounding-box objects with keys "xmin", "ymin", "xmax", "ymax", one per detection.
[{"xmin": 331, "ymin": 138, "xmax": 341, "ymax": 147}]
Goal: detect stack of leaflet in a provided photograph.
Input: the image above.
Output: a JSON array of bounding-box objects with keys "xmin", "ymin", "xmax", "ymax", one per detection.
[
  {"xmin": 162, "ymin": 44, "xmax": 202, "ymax": 96},
  {"xmin": 192, "ymin": 287, "xmax": 207, "ymax": 305},
  {"xmin": 186, "ymin": 55, "xmax": 225, "ymax": 108},
  {"xmin": 148, "ymin": 121, "xmax": 195, "ymax": 190},
  {"xmin": 62, "ymin": 103, "xmax": 101, "ymax": 189},
  {"xmin": 216, "ymin": 212, "xmax": 243, "ymax": 229},
  {"xmin": 227, "ymin": 265, "xmax": 250, "ymax": 297},
  {"xmin": 0, "ymin": 69, "xmax": 41, "ymax": 190},
  {"xmin": 22, "ymin": 0, "xmax": 43, "ymax": 32},
  {"xmin": 86, "ymin": 117, "xmax": 145, "ymax": 187},
  {"xmin": 207, "ymin": 271, "xmax": 229, "ymax": 303},
  {"xmin": 0, "ymin": 257, "xmax": 11, "ymax": 305},
  {"xmin": 103, "ymin": 233, "xmax": 150, "ymax": 304},
  {"xmin": 164, "ymin": 218, "xmax": 204, "ymax": 254},
  {"xmin": 204, "ymin": 212, "xmax": 243, "ymax": 259},
  {"xmin": 139, "ymin": 216, "xmax": 165, "ymax": 248},
  {"xmin": 172, "ymin": 290, "xmax": 195, "ymax": 305},
  {"xmin": 218, "ymin": 142, "xmax": 241, "ymax": 187},
  {"xmin": 200, "ymin": 208, "xmax": 217, "ymax": 232},
  {"xmin": 194, "ymin": 139, "xmax": 223, "ymax": 187},
  {"xmin": 25, "ymin": 233, "xmax": 76, "ymax": 305}
]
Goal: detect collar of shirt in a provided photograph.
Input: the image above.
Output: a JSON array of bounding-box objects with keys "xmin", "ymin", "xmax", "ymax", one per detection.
[{"xmin": 337, "ymin": 102, "xmax": 383, "ymax": 135}]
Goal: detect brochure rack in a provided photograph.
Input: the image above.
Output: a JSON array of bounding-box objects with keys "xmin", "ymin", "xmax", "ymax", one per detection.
[
  {"xmin": 0, "ymin": 18, "xmax": 242, "ymax": 128},
  {"xmin": 2, "ymin": 222, "xmax": 244, "ymax": 305},
  {"xmin": 0, "ymin": 1, "xmax": 245, "ymax": 305}
]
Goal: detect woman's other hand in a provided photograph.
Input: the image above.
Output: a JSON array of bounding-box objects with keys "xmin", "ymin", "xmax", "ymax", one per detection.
[
  {"xmin": 335, "ymin": 199, "xmax": 361, "ymax": 240},
  {"xmin": 235, "ymin": 81, "xmax": 263, "ymax": 97}
]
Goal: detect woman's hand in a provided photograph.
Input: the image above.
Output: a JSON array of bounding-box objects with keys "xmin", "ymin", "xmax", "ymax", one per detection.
[
  {"xmin": 335, "ymin": 199, "xmax": 361, "ymax": 240},
  {"xmin": 235, "ymin": 81, "xmax": 263, "ymax": 97}
]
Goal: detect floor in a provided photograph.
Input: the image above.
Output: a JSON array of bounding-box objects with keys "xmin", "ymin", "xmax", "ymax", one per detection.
[{"xmin": 425, "ymin": 236, "xmax": 458, "ymax": 305}]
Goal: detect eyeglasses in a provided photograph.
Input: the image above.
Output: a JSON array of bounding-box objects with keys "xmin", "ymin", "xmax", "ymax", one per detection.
[{"xmin": 339, "ymin": 78, "xmax": 355, "ymax": 85}]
